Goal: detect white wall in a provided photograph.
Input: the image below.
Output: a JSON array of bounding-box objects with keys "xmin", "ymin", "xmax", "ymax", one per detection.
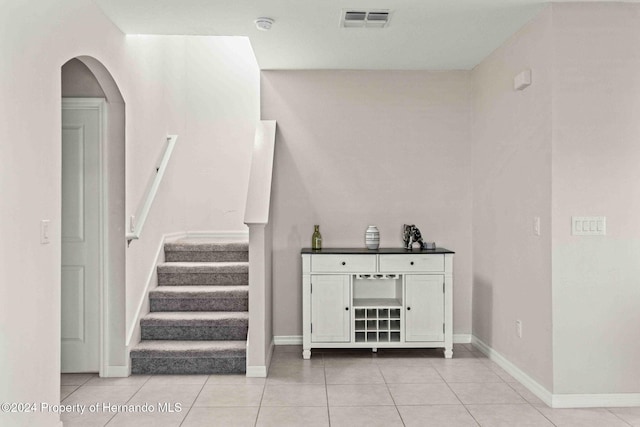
[
  {"xmin": 261, "ymin": 70, "xmax": 472, "ymax": 339},
  {"xmin": 471, "ymin": 8, "xmax": 554, "ymax": 390},
  {"xmin": 551, "ymin": 3, "xmax": 640, "ymax": 394},
  {"xmin": 0, "ymin": 1, "xmax": 258, "ymax": 425}
]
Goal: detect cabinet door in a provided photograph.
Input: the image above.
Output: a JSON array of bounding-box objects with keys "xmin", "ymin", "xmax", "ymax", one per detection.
[
  {"xmin": 405, "ymin": 275, "xmax": 444, "ymax": 342},
  {"xmin": 311, "ymin": 275, "xmax": 350, "ymax": 342}
]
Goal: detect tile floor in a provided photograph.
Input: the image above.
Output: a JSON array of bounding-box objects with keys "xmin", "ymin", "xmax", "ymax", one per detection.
[{"xmin": 59, "ymin": 344, "xmax": 640, "ymax": 426}]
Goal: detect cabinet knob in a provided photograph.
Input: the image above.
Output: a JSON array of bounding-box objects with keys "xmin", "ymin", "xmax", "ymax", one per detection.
[
  {"xmin": 341, "ymin": 261, "xmax": 346, "ymax": 266},
  {"xmin": 407, "ymin": 307, "xmax": 411, "ymax": 310},
  {"xmin": 345, "ymin": 307, "xmax": 349, "ymax": 311},
  {"xmin": 410, "ymin": 261, "xmax": 414, "ymax": 265}
]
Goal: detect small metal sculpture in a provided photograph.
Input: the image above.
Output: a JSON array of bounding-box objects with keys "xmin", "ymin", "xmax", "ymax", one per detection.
[{"xmin": 403, "ymin": 224, "xmax": 426, "ymax": 250}]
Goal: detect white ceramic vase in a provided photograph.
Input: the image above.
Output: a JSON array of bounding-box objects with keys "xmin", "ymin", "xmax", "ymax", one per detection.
[{"xmin": 365, "ymin": 225, "xmax": 380, "ymax": 250}]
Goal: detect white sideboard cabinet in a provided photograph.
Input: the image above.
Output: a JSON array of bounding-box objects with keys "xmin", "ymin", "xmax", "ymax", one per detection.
[{"xmin": 301, "ymin": 248, "xmax": 454, "ymax": 359}]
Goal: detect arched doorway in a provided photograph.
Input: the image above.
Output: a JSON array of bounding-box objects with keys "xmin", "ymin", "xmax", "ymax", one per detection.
[{"xmin": 60, "ymin": 56, "xmax": 127, "ymax": 377}]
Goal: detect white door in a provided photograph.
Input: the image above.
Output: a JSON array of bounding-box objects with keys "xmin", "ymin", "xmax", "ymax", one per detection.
[
  {"xmin": 405, "ymin": 275, "xmax": 444, "ymax": 342},
  {"xmin": 61, "ymin": 99, "xmax": 104, "ymax": 373},
  {"xmin": 311, "ymin": 275, "xmax": 350, "ymax": 342}
]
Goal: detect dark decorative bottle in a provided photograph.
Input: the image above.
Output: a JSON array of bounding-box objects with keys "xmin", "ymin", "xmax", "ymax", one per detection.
[{"xmin": 311, "ymin": 225, "xmax": 322, "ymax": 250}]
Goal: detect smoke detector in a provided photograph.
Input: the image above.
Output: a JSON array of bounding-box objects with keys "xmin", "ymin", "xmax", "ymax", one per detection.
[
  {"xmin": 255, "ymin": 17, "xmax": 274, "ymax": 31},
  {"xmin": 341, "ymin": 9, "xmax": 390, "ymax": 28}
]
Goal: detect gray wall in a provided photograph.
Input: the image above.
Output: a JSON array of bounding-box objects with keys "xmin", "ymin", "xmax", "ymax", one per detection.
[{"xmin": 261, "ymin": 70, "xmax": 473, "ymax": 338}]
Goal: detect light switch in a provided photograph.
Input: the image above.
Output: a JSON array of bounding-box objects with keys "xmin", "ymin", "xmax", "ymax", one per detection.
[
  {"xmin": 572, "ymin": 216, "xmax": 606, "ymax": 236},
  {"xmin": 40, "ymin": 220, "xmax": 51, "ymax": 244}
]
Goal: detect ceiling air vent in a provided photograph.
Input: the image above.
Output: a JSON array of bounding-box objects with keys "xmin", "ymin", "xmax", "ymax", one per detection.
[{"xmin": 341, "ymin": 9, "xmax": 390, "ymax": 28}]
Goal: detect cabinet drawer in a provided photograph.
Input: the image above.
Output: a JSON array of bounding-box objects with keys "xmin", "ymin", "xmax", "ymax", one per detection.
[
  {"xmin": 379, "ymin": 254, "xmax": 444, "ymax": 272},
  {"xmin": 311, "ymin": 255, "xmax": 377, "ymax": 273}
]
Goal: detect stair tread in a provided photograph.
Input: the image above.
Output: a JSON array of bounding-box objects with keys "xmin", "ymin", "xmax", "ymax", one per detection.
[
  {"xmin": 141, "ymin": 311, "xmax": 248, "ymax": 327},
  {"xmin": 158, "ymin": 262, "xmax": 248, "ymax": 273},
  {"xmin": 165, "ymin": 239, "xmax": 248, "ymax": 252},
  {"xmin": 131, "ymin": 340, "xmax": 246, "ymax": 357},
  {"xmin": 150, "ymin": 285, "xmax": 248, "ymax": 298}
]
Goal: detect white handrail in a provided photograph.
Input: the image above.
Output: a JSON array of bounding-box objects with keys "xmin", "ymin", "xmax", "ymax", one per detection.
[{"xmin": 126, "ymin": 135, "xmax": 178, "ymax": 244}]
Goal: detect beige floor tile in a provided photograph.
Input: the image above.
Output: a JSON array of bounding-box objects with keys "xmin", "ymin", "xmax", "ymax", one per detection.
[
  {"xmin": 193, "ymin": 384, "xmax": 264, "ymax": 407},
  {"xmin": 466, "ymin": 404, "xmax": 554, "ymax": 426},
  {"xmin": 430, "ymin": 358, "xmax": 487, "ymax": 369},
  {"xmin": 62, "ymin": 385, "xmax": 141, "ymax": 405},
  {"xmin": 145, "ymin": 375, "xmax": 208, "ymax": 385},
  {"xmin": 485, "ymin": 363, "xmax": 518, "ymax": 383},
  {"xmin": 330, "ymin": 406, "xmax": 404, "ymax": 427},
  {"xmin": 181, "ymin": 407, "xmax": 259, "ymax": 427},
  {"xmin": 269, "ymin": 356, "xmax": 325, "ymax": 368},
  {"xmin": 435, "ymin": 364, "xmax": 504, "ymax": 383},
  {"xmin": 327, "ymin": 384, "xmax": 394, "ymax": 406},
  {"xmin": 398, "ymin": 404, "xmax": 479, "ymax": 427},
  {"xmin": 380, "ymin": 365, "xmax": 444, "ymax": 383},
  {"xmin": 107, "ymin": 410, "xmax": 186, "ymax": 427},
  {"xmin": 261, "ymin": 384, "xmax": 327, "ymax": 407},
  {"xmin": 256, "ymin": 406, "xmax": 330, "ymax": 427},
  {"xmin": 374, "ymin": 356, "xmax": 434, "ymax": 368},
  {"xmin": 205, "ymin": 374, "xmax": 266, "ymax": 385},
  {"xmin": 266, "ymin": 365, "xmax": 326, "ymax": 385},
  {"xmin": 61, "ymin": 373, "xmax": 96, "ymax": 386},
  {"xmin": 60, "ymin": 411, "xmax": 116, "ymax": 427},
  {"xmin": 84, "ymin": 375, "xmax": 151, "ymax": 387},
  {"xmin": 323, "ymin": 355, "xmax": 377, "ymax": 367},
  {"xmin": 448, "ymin": 382, "xmax": 525, "ymax": 404},
  {"xmin": 127, "ymin": 383, "xmax": 203, "ymax": 408},
  {"xmin": 61, "ymin": 385, "xmax": 79, "ymax": 400},
  {"xmin": 537, "ymin": 407, "xmax": 632, "ymax": 426},
  {"xmin": 610, "ymin": 407, "xmax": 640, "ymax": 426},
  {"xmin": 325, "ymin": 364, "xmax": 385, "ymax": 384},
  {"xmin": 388, "ymin": 383, "xmax": 460, "ymax": 405}
]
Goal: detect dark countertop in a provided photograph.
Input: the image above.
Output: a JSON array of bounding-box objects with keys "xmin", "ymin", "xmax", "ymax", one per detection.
[{"xmin": 301, "ymin": 247, "xmax": 455, "ymax": 254}]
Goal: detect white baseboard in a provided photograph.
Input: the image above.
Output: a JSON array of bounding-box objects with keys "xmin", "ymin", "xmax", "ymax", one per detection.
[
  {"xmin": 471, "ymin": 335, "xmax": 553, "ymax": 407},
  {"xmin": 275, "ymin": 334, "xmax": 472, "ymax": 346},
  {"xmin": 471, "ymin": 335, "xmax": 640, "ymax": 408},
  {"xmin": 552, "ymin": 393, "xmax": 640, "ymax": 408},
  {"xmin": 453, "ymin": 334, "xmax": 471, "ymax": 344},
  {"xmin": 101, "ymin": 365, "xmax": 130, "ymax": 378},
  {"xmin": 274, "ymin": 336, "xmax": 303, "ymax": 345},
  {"xmin": 246, "ymin": 366, "xmax": 268, "ymax": 377}
]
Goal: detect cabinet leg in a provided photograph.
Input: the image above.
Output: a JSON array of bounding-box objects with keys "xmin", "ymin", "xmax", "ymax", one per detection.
[
  {"xmin": 302, "ymin": 349, "xmax": 311, "ymax": 360},
  {"xmin": 444, "ymin": 347, "xmax": 453, "ymax": 359},
  {"xmin": 372, "ymin": 348, "xmax": 377, "ymax": 353}
]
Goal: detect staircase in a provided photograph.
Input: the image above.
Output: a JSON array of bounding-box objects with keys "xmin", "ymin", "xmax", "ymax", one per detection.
[{"xmin": 130, "ymin": 239, "xmax": 249, "ymax": 374}]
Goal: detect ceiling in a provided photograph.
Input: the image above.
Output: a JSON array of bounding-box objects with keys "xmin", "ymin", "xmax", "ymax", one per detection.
[{"xmin": 94, "ymin": 0, "xmax": 601, "ymax": 70}]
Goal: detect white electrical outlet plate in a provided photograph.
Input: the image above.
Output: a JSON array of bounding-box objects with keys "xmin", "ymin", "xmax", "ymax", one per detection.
[
  {"xmin": 572, "ymin": 216, "xmax": 606, "ymax": 236},
  {"xmin": 516, "ymin": 320, "xmax": 522, "ymax": 338}
]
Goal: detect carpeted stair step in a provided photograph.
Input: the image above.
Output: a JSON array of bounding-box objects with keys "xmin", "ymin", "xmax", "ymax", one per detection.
[
  {"xmin": 140, "ymin": 311, "xmax": 248, "ymax": 340},
  {"xmin": 130, "ymin": 340, "xmax": 246, "ymax": 374},
  {"xmin": 165, "ymin": 240, "xmax": 248, "ymax": 263},
  {"xmin": 149, "ymin": 285, "xmax": 248, "ymax": 312},
  {"xmin": 157, "ymin": 262, "xmax": 248, "ymax": 286}
]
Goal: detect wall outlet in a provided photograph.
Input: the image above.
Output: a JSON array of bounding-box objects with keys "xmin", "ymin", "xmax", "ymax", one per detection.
[{"xmin": 516, "ymin": 320, "xmax": 522, "ymax": 338}]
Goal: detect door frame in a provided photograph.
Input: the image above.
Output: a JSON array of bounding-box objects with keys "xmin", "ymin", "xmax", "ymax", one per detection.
[{"xmin": 61, "ymin": 97, "xmax": 108, "ymax": 376}]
